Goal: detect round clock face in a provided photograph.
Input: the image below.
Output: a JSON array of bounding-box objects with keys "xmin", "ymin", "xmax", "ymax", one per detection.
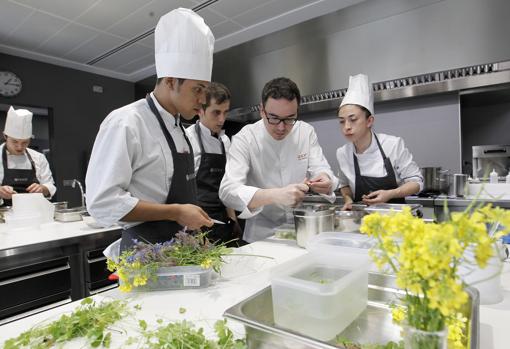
[{"xmin": 0, "ymin": 71, "xmax": 22, "ymax": 97}]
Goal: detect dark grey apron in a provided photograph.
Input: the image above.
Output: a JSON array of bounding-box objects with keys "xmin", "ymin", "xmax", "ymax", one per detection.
[
  {"xmin": 353, "ymin": 133, "xmax": 404, "ymax": 203},
  {"xmin": 120, "ymin": 95, "xmax": 198, "ymax": 252},
  {"xmin": 194, "ymin": 122, "xmax": 235, "ymax": 243},
  {"xmin": 1, "ymin": 146, "xmax": 39, "ymax": 207}
]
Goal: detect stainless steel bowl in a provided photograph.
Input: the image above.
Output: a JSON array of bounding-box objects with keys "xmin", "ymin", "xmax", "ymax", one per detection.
[
  {"xmin": 293, "ymin": 204, "xmax": 335, "ymax": 247},
  {"xmin": 334, "ymin": 210, "xmax": 366, "ymax": 233}
]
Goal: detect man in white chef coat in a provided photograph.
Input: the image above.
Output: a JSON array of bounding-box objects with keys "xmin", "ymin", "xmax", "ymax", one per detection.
[
  {"xmin": 336, "ymin": 74, "xmax": 423, "ymax": 209},
  {"xmin": 185, "ymin": 82, "xmax": 242, "ymax": 244},
  {"xmin": 219, "ymin": 77, "xmax": 338, "ymax": 243},
  {"xmin": 86, "ymin": 8, "xmax": 214, "ymax": 252},
  {"xmin": 0, "ymin": 106, "xmax": 56, "ymax": 206}
]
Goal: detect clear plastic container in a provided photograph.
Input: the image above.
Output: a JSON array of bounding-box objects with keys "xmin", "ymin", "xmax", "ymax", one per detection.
[
  {"xmin": 128, "ymin": 266, "xmax": 213, "ymax": 291},
  {"xmin": 307, "ymin": 232, "xmax": 376, "ymax": 255},
  {"xmin": 271, "ymin": 251, "xmax": 369, "ymax": 341}
]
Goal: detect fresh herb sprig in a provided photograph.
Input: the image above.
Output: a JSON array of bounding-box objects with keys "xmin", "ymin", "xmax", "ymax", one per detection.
[
  {"xmin": 3, "ymin": 298, "xmax": 132, "ymax": 349},
  {"xmin": 135, "ymin": 318, "xmax": 246, "ymax": 349},
  {"xmin": 107, "ymin": 231, "xmax": 232, "ymax": 292}
]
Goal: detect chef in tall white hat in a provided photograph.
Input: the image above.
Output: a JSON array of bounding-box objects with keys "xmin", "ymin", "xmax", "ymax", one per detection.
[
  {"xmin": 86, "ymin": 8, "xmax": 214, "ymax": 252},
  {"xmin": 0, "ymin": 106, "xmax": 56, "ymax": 206},
  {"xmin": 336, "ymin": 74, "xmax": 423, "ymax": 209}
]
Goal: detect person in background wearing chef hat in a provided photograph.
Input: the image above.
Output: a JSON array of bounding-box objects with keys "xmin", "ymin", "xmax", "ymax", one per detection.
[
  {"xmin": 185, "ymin": 82, "xmax": 243, "ymax": 245},
  {"xmin": 219, "ymin": 77, "xmax": 339, "ymax": 243},
  {"xmin": 336, "ymin": 74, "xmax": 423, "ymax": 209},
  {"xmin": 0, "ymin": 106, "xmax": 56, "ymax": 206},
  {"xmin": 86, "ymin": 8, "xmax": 214, "ymax": 253}
]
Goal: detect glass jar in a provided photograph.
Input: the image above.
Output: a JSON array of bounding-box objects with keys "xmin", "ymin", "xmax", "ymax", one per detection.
[{"xmin": 403, "ymin": 326, "xmax": 447, "ymax": 349}]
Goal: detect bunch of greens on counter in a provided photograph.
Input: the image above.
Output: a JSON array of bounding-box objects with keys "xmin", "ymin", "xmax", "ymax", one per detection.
[
  {"xmin": 133, "ymin": 318, "xmax": 246, "ymax": 349},
  {"xmin": 107, "ymin": 231, "xmax": 232, "ymax": 292},
  {"xmin": 3, "ymin": 300, "xmax": 246, "ymax": 349},
  {"xmin": 335, "ymin": 336, "xmax": 403, "ymax": 349},
  {"xmin": 3, "ymin": 298, "xmax": 132, "ymax": 349}
]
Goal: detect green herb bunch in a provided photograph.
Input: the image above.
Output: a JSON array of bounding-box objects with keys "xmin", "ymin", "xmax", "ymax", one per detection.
[
  {"xmin": 133, "ymin": 318, "xmax": 246, "ymax": 349},
  {"xmin": 3, "ymin": 298, "xmax": 131, "ymax": 349},
  {"xmin": 107, "ymin": 231, "xmax": 232, "ymax": 292}
]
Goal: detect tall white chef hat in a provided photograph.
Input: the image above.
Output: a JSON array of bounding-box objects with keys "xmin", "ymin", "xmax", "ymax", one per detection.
[
  {"xmin": 4, "ymin": 106, "xmax": 32, "ymax": 139},
  {"xmin": 155, "ymin": 8, "xmax": 214, "ymax": 81},
  {"xmin": 340, "ymin": 74, "xmax": 374, "ymax": 116}
]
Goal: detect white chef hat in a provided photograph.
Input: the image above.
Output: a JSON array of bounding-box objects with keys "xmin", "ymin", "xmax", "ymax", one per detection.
[
  {"xmin": 155, "ymin": 8, "xmax": 214, "ymax": 81},
  {"xmin": 340, "ymin": 74, "xmax": 374, "ymax": 116},
  {"xmin": 4, "ymin": 106, "xmax": 33, "ymax": 139}
]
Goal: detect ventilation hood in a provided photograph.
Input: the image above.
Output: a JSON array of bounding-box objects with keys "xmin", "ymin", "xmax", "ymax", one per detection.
[{"xmin": 227, "ymin": 60, "xmax": 510, "ymax": 123}]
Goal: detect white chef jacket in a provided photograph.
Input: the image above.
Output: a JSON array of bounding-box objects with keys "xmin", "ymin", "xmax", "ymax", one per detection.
[
  {"xmin": 336, "ymin": 132, "xmax": 423, "ymax": 198},
  {"xmin": 219, "ymin": 120, "xmax": 338, "ymax": 242},
  {"xmin": 185, "ymin": 120, "xmax": 231, "ymax": 173},
  {"xmin": 0, "ymin": 143, "xmax": 56, "ymax": 202},
  {"xmin": 86, "ymin": 93, "xmax": 190, "ymax": 228}
]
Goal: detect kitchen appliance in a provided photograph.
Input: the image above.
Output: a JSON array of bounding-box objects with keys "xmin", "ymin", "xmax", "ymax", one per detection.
[
  {"xmin": 420, "ymin": 167, "xmax": 449, "ymax": 194},
  {"xmin": 293, "ymin": 204, "xmax": 335, "ymax": 247},
  {"xmin": 472, "ymin": 145, "xmax": 510, "ymax": 179}
]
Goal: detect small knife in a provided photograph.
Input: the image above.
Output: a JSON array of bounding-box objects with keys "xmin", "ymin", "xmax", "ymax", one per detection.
[{"xmin": 212, "ymin": 219, "xmax": 226, "ymax": 225}]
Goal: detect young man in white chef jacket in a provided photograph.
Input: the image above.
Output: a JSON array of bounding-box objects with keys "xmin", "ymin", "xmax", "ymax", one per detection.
[
  {"xmin": 219, "ymin": 77, "xmax": 338, "ymax": 243},
  {"xmin": 185, "ymin": 82, "xmax": 242, "ymax": 244},
  {"xmin": 336, "ymin": 74, "xmax": 423, "ymax": 209},
  {"xmin": 86, "ymin": 8, "xmax": 214, "ymax": 252},
  {"xmin": 0, "ymin": 106, "xmax": 56, "ymax": 206}
]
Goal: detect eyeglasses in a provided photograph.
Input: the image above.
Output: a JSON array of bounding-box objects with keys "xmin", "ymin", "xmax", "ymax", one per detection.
[{"xmin": 264, "ymin": 111, "xmax": 297, "ymax": 125}]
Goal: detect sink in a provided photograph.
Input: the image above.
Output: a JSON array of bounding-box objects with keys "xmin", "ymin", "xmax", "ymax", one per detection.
[
  {"xmin": 224, "ymin": 272, "xmax": 479, "ymax": 349},
  {"xmin": 54, "ymin": 206, "xmax": 87, "ymax": 222}
]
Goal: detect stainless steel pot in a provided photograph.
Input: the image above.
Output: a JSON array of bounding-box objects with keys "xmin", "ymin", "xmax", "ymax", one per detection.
[
  {"xmin": 293, "ymin": 204, "xmax": 334, "ymax": 247},
  {"xmin": 420, "ymin": 167, "xmax": 449, "ymax": 193},
  {"xmin": 334, "ymin": 209, "xmax": 366, "ymax": 233}
]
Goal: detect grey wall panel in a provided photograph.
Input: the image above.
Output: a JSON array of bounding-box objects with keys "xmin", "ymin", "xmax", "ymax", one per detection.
[
  {"xmin": 213, "ymin": 0, "xmax": 510, "ymax": 108},
  {"xmin": 306, "ymin": 94, "xmax": 461, "ymax": 174},
  {"xmin": 0, "ymin": 53, "xmax": 135, "ymax": 206}
]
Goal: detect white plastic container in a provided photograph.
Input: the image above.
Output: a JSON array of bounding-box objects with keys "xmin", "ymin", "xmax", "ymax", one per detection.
[
  {"xmin": 271, "ymin": 251, "xmax": 369, "ymax": 341},
  {"xmin": 126, "ymin": 266, "xmax": 213, "ymax": 291}
]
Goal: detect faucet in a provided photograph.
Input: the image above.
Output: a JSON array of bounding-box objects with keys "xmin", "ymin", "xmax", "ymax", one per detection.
[{"xmin": 68, "ymin": 179, "xmax": 85, "ymax": 208}]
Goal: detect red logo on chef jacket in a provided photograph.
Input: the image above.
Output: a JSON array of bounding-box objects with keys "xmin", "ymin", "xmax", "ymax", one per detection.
[{"xmin": 297, "ymin": 153, "xmax": 307, "ymax": 160}]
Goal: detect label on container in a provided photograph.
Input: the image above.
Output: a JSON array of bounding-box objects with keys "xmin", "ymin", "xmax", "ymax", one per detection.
[{"xmin": 183, "ymin": 274, "xmax": 201, "ymax": 287}]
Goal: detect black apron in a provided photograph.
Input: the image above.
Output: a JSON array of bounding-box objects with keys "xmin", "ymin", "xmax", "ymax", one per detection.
[
  {"xmin": 194, "ymin": 122, "xmax": 235, "ymax": 243},
  {"xmin": 1, "ymin": 146, "xmax": 39, "ymax": 207},
  {"xmin": 120, "ymin": 95, "xmax": 198, "ymax": 252},
  {"xmin": 353, "ymin": 133, "xmax": 404, "ymax": 203}
]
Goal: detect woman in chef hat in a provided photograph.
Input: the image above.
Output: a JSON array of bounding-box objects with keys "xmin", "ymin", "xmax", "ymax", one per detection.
[
  {"xmin": 0, "ymin": 106, "xmax": 56, "ymax": 206},
  {"xmin": 336, "ymin": 74, "xmax": 423, "ymax": 209}
]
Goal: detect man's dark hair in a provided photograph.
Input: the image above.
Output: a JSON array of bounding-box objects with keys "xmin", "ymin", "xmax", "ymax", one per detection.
[
  {"xmin": 261, "ymin": 77, "xmax": 301, "ymax": 107},
  {"xmin": 203, "ymin": 82, "xmax": 231, "ymax": 110},
  {"xmin": 156, "ymin": 77, "xmax": 186, "ymax": 85}
]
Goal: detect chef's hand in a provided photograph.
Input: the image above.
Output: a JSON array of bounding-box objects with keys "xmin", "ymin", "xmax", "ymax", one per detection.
[
  {"xmin": 362, "ymin": 190, "xmax": 393, "ymax": 205},
  {"xmin": 305, "ymin": 173, "xmax": 332, "ymax": 195},
  {"xmin": 0, "ymin": 185, "xmax": 16, "ymax": 199},
  {"xmin": 27, "ymin": 183, "xmax": 46, "ymax": 194},
  {"xmin": 275, "ymin": 183, "xmax": 309, "ymax": 207},
  {"xmin": 175, "ymin": 204, "xmax": 213, "ymax": 230},
  {"xmin": 342, "ymin": 200, "xmax": 353, "ymax": 211}
]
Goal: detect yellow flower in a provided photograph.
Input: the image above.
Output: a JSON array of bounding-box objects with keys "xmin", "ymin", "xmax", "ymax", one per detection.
[
  {"xmin": 391, "ymin": 306, "xmax": 406, "ymax": 324},
  {"xmin": 133, "ymin": 275, "xmax": 148, "ymax": 287},
  {"xmin": 119, "ymin": 283, "xmax": 132, "ymax": 293},
  {"xmin": 200, "ymin": 259, "xmax": 212, "ymax": 269}
]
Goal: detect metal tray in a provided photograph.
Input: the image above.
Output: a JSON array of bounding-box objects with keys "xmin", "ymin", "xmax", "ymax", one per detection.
[{"xmin": 224, "ymin": 272, "xmax": 479, "ymax": 349}]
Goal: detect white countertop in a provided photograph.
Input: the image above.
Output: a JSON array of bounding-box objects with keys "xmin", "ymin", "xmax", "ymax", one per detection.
[
  {"xmin": 0, "ymin": 220, "xmax": 120, "ymax": 251},
  {"xmin": 0, "ymin": 239, "xmax": 509, "ymax": 348}
]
